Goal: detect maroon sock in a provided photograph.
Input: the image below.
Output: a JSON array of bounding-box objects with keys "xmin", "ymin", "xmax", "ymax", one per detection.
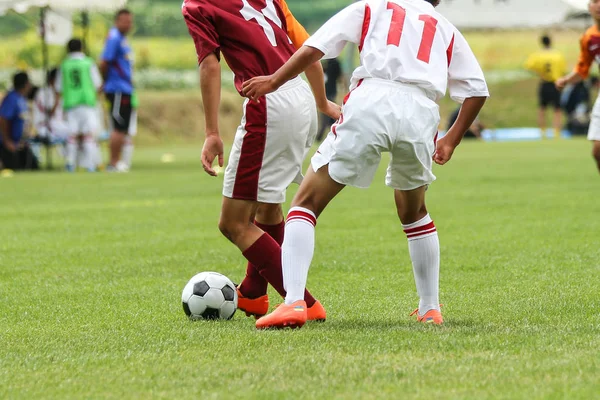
[
  {"xmin": 242, "ymin": 233, "xmax": 316, "ymax": 307},
  {"xmin": 239, "ymin": 221, "xmax": 284, "ymax": 299}
]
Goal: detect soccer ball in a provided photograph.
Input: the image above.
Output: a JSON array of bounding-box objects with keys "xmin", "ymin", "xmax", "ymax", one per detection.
[{"xmin": 181, "ymin": 272, "xmax": 238, "ymax": 320}]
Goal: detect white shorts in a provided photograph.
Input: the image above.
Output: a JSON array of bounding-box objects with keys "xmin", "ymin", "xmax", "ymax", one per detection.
[
  {"xmin": 588, "ymin": 94, "xmax": 600, "ymax": 141},
  {"xmin": 66, "ymin": 106, "xmax": 99, "ymax": 136},
  {"xmin": 223, "ymin": 77, "xmax": 317, "ymax": 204},
  {"xmin": 312, "ymin": 78, "xmax": 440, "ymax": 191}
]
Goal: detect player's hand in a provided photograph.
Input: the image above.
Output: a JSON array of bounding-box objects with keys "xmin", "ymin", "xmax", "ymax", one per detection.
[
  {"xmin": 242, "ymin": 75, "xmax": 278, "ymax": 102},
  {"xmin": 201, "ymin": 133, "xmax": 224, "ymax": 177},
  {"xmin": 319, "ymin": 100, "xmax": 342, "ymax": 121},
  {"xmin": 555, "ymin": 78, "xmax": 568, "ymax": 90},
  {"xmin": 433, "ymin": 136, "xmax": 457, "ymax": 166}
]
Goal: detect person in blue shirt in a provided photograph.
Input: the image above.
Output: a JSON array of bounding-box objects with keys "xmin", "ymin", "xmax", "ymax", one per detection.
[
  {"xmin": 100, "ymin": 8, "xmax": 135, "ymax": 172},
  {"xmin": 0, "ymin": 71, "xmax": 39, "ymax": 170}
]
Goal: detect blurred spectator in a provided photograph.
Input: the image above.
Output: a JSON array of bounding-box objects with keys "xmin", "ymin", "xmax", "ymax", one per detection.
[
  {"xmin": 447, "ymin": 106, "xmax": 485, "ymax": 140},
  {"xmin": 100, "ymin": 8, "xmax": 135, "ymax": 172},
  {"xmin": 0, "ymin": 72, "xmax": 39, "ymax": 170},
  {"xmin": 524, "ymin": 34, "xmax": 567, "ymax": 138},
  {"xmin": 57, "ymin": 38, "xmax": 103, "ymax": 172},
  {"xmin": 317, "ymin": 58, "xmax": 343, "ymax": 142},
  {"xmin": 33, "ymin": 68, "xmax": 71, "ymax": 142}
]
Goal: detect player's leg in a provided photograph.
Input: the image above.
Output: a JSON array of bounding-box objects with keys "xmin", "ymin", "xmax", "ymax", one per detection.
[
  {"xmin": 107, "ymin": 93, "xmax": 131, "ymax": 169},
  {"xmin": 81, "ymin": 106, "xmax": 100, "ymax": 172},
  {"xmin": 281, "ymin": 164, "xmax": 345, "ymax": 303},
  {"xmin": 257, "ymin": 81, "xmax": 388, "ymax": 329},
  {"xmin": 538, "ymin": 107, "xmax": 547, "ymax": 138},
  {"xmin": 553, "ymin": 108, "xmax": 562, "ymax": 139},
  {"xmin": 222, "ymin": 85, "xmax": 322, "ymax": 318},
  {"xmin": 592, "ymin": 141, "xmax": 600, "ymax": 173},
  {"xmin": 121, "ymin": 109, "xmax": 137, "ymax": 170},
  {"xmin": 65, "ymin": 110, "xmax": 78, "ymax": 172},
  {"xmin": 394, "ymin": 188, "xmax": 442, "ymax": 323},
  {"xmin": 387, "ymin": 87, "xmax": 442, "ymax": 324},
  {"xmin": 237, "ymin": 203, "xmax": 283, "ymax": 300},
  {"xmin": 255, "ymin": 164, "xmax": 345, "ymax": 329},
  {"xmin": 538, "ymin": 83, "xmax": 548, "ymax": 138}
]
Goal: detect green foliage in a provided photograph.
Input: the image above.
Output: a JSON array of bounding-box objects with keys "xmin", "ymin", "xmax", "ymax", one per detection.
[{"xmin": 1, "ymin": 141, "xmax": 600, "ymax": 398}]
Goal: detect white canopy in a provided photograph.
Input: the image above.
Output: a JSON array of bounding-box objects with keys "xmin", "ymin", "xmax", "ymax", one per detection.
[
  {"xmin": 561, "ymin": 0, "xmax": 590, "ymax": 11},
  {"xmin": 436, "ymin": 0, "xmax": 587, "ymax": 28},
  {"xmin": 0, "ymin": 0, "xmax": 127, "ymax": 14}
]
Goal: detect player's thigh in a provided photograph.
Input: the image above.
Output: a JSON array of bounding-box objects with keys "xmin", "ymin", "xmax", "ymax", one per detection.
[
  {"xmin": 222, "ymin": 99, "xmax": 275, "ymax": 203},
  {"xmin": 291, "ymin": 164, "xmax": 345, "ymax": 218},
  {"xmin": 388, "ymin": 96, "xmax": 439, "ymax": 191},
  {"xmin": 313, "ymin": 89, "xmax": 388, "ymax": 189},
  {"xmin": 109, "ymin": 93, "xmax": 132, "ymax": 134},
  {"xmin": 254, "ymin": 81, "xmax": 316, "ymax": 202}
]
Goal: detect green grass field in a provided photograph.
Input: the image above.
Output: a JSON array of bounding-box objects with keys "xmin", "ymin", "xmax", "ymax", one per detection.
[{"xmin": 1, "ymin": 140, "xmax": 600, "ymax": 399}]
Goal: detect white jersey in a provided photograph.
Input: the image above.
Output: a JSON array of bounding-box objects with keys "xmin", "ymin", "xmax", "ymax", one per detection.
[{"xmin": 304, "ymin": 0, "xmax": 489, "ymax": 102}]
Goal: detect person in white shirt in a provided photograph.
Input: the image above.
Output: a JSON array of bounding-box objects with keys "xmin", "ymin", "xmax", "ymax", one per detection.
[
  {"xmin": 243, "ymin": 0, "xmax": 489, "ymax": 329},
  {"xmin": 33, "ymin": 69, "xmax": 70, "ymax": 142}
]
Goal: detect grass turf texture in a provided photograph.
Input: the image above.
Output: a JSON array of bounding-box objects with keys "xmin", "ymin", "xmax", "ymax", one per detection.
[{"xmin": 1, "ymin": 140, "xmax": 599, "ymax": 399}]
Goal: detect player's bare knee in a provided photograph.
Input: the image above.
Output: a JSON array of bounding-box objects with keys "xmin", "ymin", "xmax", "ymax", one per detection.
[
  {"xmin": 396, "ymin": 203, "xmax": 428, "ymax": 225},
  {"xmin": 218, "ymin": 218, "xmax": 245, "ymax": 244}
]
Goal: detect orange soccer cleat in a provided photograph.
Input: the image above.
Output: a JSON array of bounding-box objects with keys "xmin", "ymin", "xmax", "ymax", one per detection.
[
  {"xmin": 307, "ymin": 300, "xmax": 326, "ymax": 322},
  {"xmin": 255, "ymin": 300, "xmax": 307, "ymax": 330},
  {"xmin": 410, "ymin": 308, "xmax": 444, "ymax": 325},
  {"xmin": 236, "ymin": 289, "xmax": 269, "ymax": 319}
]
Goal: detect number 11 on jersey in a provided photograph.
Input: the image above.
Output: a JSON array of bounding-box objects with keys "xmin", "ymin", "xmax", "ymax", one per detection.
[{"xmin": 386, "ymin": 2, "xmax": 438, "ymax": 64}]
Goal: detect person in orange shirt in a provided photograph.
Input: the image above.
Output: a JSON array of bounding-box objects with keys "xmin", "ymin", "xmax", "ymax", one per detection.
[{"xmin": 557, "ymin": 0, "xmax": 600, "ymax": 173}]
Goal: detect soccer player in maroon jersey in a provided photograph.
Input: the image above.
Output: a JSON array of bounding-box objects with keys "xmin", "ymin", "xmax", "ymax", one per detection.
[{"xmin": 182, "ymin": 0, "xmax": 340, "ymax": 320}]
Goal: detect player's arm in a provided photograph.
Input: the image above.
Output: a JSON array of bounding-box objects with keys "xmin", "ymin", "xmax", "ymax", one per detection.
[
  {"xmin": 243, "ymin": 2, "xmax": 365, "ymax": 101},
  {"xmin": 435, "ymin": 31, "xmax": 489, "ymax": 165},
  {"xmin": 183, "ymin": 5, "xmax": 224, "ymax": 177},
  {"xmin": 244, "ymin": 45, "xmax": 324, "ymax": 101},
  {"xmin": 557, "ymin": 34, "xmax": 592, "ymax": 89},
  {"xmin": 99, "ymin": 36, "xmax": 119, "ymax": 81}
]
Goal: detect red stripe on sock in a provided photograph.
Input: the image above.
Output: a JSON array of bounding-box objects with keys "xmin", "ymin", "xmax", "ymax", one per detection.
[
  {"xmin": 407, "ymin": 227, "xmax": 437, "ymax": 239},
  {"xmin": 287, "ymin": 210, "xmax": 316, "ymax": 227},
  {"xmin": 404, "ymin": 221, "xmax": 435, "ymax": 235}
]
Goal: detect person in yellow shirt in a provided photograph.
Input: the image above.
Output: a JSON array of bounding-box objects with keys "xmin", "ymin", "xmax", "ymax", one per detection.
[{"xmin": 525, "ymin": 35, "xmax": 567, "ymax": 138}]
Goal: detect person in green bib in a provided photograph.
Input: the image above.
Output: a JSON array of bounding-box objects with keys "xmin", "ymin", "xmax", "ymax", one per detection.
[{"xmin": 56, "ymin": 38, "xmax": 102, "ymax": 172}]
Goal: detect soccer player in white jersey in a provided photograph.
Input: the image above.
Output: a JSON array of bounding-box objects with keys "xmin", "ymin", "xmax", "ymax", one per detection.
[{"xmin": 243, "ymin": 0, "xmax": 489, "ymax": 329}]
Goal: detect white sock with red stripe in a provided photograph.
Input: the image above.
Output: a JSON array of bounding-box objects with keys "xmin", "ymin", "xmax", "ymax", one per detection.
[
  {"xmin": 403, "ymin": 214, "xmax": 440, "ymax": 315},
  {"xmin": 282, "ymin": 206, "xmax": 317, "ymax": 305}
]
